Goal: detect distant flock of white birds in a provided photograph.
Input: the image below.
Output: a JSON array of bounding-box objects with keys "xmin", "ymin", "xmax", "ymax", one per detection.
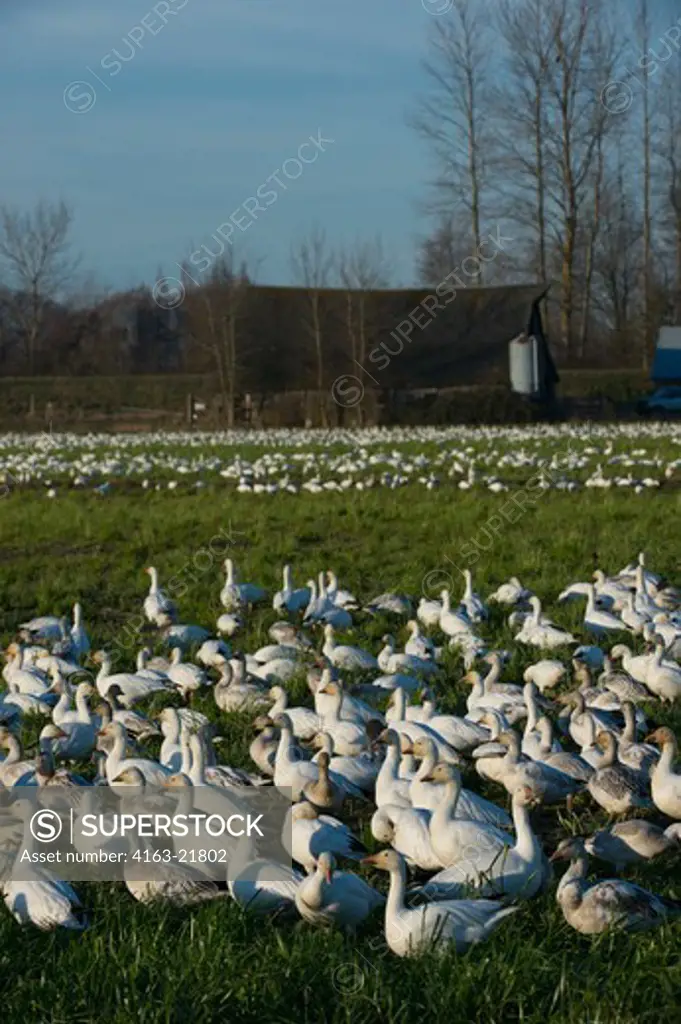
[
  {"xmin": 1, "ymin": 548, "xmax": 681, "ymax": 954},
  {"xmin": 1, "ymin": 423, "xmax": 681, "ymax": 496}
]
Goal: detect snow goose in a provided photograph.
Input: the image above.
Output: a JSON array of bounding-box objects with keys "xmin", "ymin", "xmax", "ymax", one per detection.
[
  {"xmin": 523, "ymin": 659, "xmax": 566, "ymax": 694},
  {"xmin": 378, "ymin": 635, "xmax": 438, "ymax": 677},
  {"xmin": 97, "ymin": 720, "xmax": 172, "ymax": 785},
  {"xmin": 438, "ymin": 589, "xmax": 470, "ymax": 637},
  {"xmin": 647, "ymin": 727, "xmax": 681, "ymax": 819},
  {"xmin": 587, "ymin": 731, "xmax": 652, "ymax": 815},
  {"xmin": 598, "ymin": 656, "xmax": 649, "ymax": 702},
  {"xmin": 460, "ymin": 569, "xmax": 487, "ymax": 622},
  {"xmin": 489, "ymin": 577, "xmax": 532, "ymax": 606},
  {"xmin": 492, "ymin": 730, "xmax": 581, "ymax": 805},
  {"xmin": 417, "ymin": 595, "xmax": 442, "ymax": 629},
  {"xmin": 583, "ymin": 584, "xmax": 626, "ymax": 636},
  {"xmin": 644, "ymin": 638, "xmax": 681, "ymax": 702},
  {"xmin": 164, "ymin": 648, "xmax": 208, "ymax": 698},
  {"xmin": 273, "ymin": 565, "xmax": 311, "ymax": 615},
  {"xmin": 315, "ymin": 680, "xmax": 372, "ymax": 756},
  {"xmin": 371, "ymin": 804, "xmax": 441, "ymax": 870},
  {"xmin": 410, "ymin": 736, "xmax": 511, "ymax": 828},
  {"xmin": 314, "ymin": 671, "xmax": 381, "ymax": 727},
  {"xmin": 322, "ymin": 625, "xmax": 377, "ymax": 672},
  {"xmin": 286, "ymin": 801, "xmax": 367, "ymax": 872},
  {"xmin": 610, "ymin": 643, "xmax": 654, "ymax": 684},
  {"xmin": 533, "ymin": 717, "xmax": 594, "ymax": 782},
  {"xmin": 365, "ymin": 593, "xmax": 412, "ymax": 617},
  {"xmin": 227, "ymin": 835, "xmax": 303, "ymax": 915},
  {"xmin": 196, "ymin": 638, "xmax": 231, "ymax": 669},
  {"xmin": 404, "ymin": 619, "xmax": 438, "ymax": 660},
  {"xmin": 325, "ymin": 571, "xmax": 359, "ymax": 611},
  {"xmin": 220, "ymin": 558, "xmax": 266, "ymax": 610},
  {"xmin": 417, "ymin": 785, "xmax": 546, "ymax": 900},
  {"xmin": 268, "ymin": 686, "xmax": 319, "ymax": 741},
  {"xmin": 311, "ymin": 732, "xmax": 378, "ymax": 793},
  {"xmin": 295, "ymin": 851, "xmax": 384, "ymax": 930},
  {"xmin": 516, "ymin": 597, "xmax": 576, "ymax": 649},
  {"xmin": 374, "ymin": 730, "xmax": 411, "ymax": 808},
  {"xmin": 143, "ymin": 566, "xmax": 177, "ymax": 625},
  {"xmin": 362, "ymin": 849, "xmax": 517, "ymax": 957},
  {"xmin": 424, "ymin": 762, "xmax": 514, "ymax": 870},
  {"xmin": 550, "ymin": 836, "xmax": 681, "ymax": 934},
  {"xmin": 92, "ymin": 650, "xmax": 173, "ymax": 706},
  {"xmin": 213, "ymin": 659, "xmax": 268, "ymax": 713},
  {"xmin": 585, "ymin": 820, "xmax": 681, "ymax": 869}
]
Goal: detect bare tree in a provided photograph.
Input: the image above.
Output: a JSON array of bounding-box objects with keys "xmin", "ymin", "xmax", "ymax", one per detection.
[
  {"xmin": 656, "ymin": 60, "xmax": 681, "ymax": 326},
  {"xmin": 638, "ymin": 0, "xmax": 653, "ymax": 366},
  {"xmin": 544, "ymin": 0, "xmax": 618, "ymax": 357},
  {"xmin": 338, "ymin": 237, "xmax": 390, "ymax": 424},
  {"xmin": 410, "ymin": 0, "xmax": 493, "ymax": 269},
  {"xmin": 0, "ymin": 201, "xmax": 79, "ymax": 372},
  {"xmin": 290, "ymin": 228, "xmax": 334, "ymax": 426},
  {"xmin": 183, "ymin": 252, "xmax": 255, "ymax": 427},
  {"xmin": 495, "ymin": 0, "xmax": 555, "ymax": 281}
]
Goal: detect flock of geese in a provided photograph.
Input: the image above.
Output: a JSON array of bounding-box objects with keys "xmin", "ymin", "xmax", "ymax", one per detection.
[
  {"xmin": 1, "ymin": 550, "xmax": 681, "ymax": 956},
  {"xmin": 1, "ymin": 423, "xmax": 680, "ymax": 496}
]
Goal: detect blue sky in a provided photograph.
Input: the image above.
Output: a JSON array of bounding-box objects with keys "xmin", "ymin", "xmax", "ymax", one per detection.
[{"xmin": 0, "ymin": 0, "xmax": 444, "ymax": 291}]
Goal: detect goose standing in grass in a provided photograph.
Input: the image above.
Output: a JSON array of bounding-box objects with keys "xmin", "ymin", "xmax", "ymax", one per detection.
[
  {"xmin": 227, "ymin": 834, "xmax": 303, "ymax": 915},
  {"xmin": 523, "ymin": 659, "xmax": 566, "ymax": 694},
  {"xmin": 370, "ymin": 804, "xmax": 441, "ymax": 870},
  {"xmin": 423, "ymin": 763, "xmax": 514, "ymax": 870},
  {"xmin": 460, "ymin": 569, "xmax": 488, "ymax": 622},
  {"xmin": 322, "ymin": 625, "xmax": 377, "ymax": 672},
  {"xmin": 417, "ymin": 595, "xmax": 442, "ymax": 629},
  {"xmin": 644, "ymin": 638, "xmax": 681, "ymax": 702},
  {"xmin": 6, "ymin": 799, "xmax": 86, "ymax": 930},
  {"xmin": 213, "ymin": 659, "xmax": 268, "ymax": 713},
  {"xmin": 438, "ymin": 589, "xmax": 470, "ymax": 637},
  {"xmin": 285, "ymin": 801, "xmax": 367, "ymax": 872},
  {"xmin": 585, "ymin": 820, "xmax": 681, "ymax": 869},
  {"xmin": 166, "ymin": 647, "xmax": 207, "ymax": 699},
  {"xmin": 551, "ymin": 836, "xmax": 681, "ymax": 934},
  {"xmin": 92, "ymin": 650, "xmax": 173, "ymax": 706},
  {"xmin": 489, "ymin": 577, "xmax": 532, "ymax": 606},
  {"xmin": 587, "ymin": 731, "xmax": 652, "ymax": 815},
  {"xmin": 647, "ymin": 727, "xmax": 681, "ymax": 819},
  {"xmin": 311, "ymin": 732, "xmax": 378, "ymax": 793},
  {"xmin": 417, "ymin": 785, "xmax": 547, "ymax": 900},
  {"xmin": 364, "ymin": 592, "xmax": 412, "ymax": 617},
  {"xmin": 410, "ymin": 737, "xmax": 511, "ymax": 827},
  {"xmin": 295, "ymin": 851, "xmax": 384, "ymax": 930},
  {"xmin": 610, "ymin": 643, "xmax": 655, "ymax": 685},
  {"xmin": 515, "ymin": 597, "xmax": 576, "ymax": 649},
  {"xmin": 583, "ymin": 584, "xmax": 626, "ymax": 635},
  {"xmin": 273, "ymin": 565, "xmax": 311, "ymax": 615},
  {"xmin": 268, "ymin": 686, "xmax": 320, "ymax": 741},
  {"xmin": 97, "ymin": 720, "xmax": 172, "ymax": 785},
  {"xmin": 598, "ymin": 656, "xmax": 649, "ymax": 702},
  {"xmin": 378, "ymin": 635, "xmax": 438, "ymax": 677},
  {"xmin": 69, "ymin": 602, "xmax": 90, "ymax": 661},
  {"xmin": 404, "ymin": 619, "xmax": 438, "ymax": 660},
  {"xmin": 220, "ymin": 559, "xmax": 266, "ymax": 610},
  {"xmin": 143, "ymin": 566, "xmax": 177, "ymax": 625},
  {"xmin": 532, "ymin": 717, "xmax": 595, "ymax": 782},
  {"xmin": 362, "ymin": 849, "xmax": 517, "ymax": 957},
  {"xmin": 490, "ymin": 731, "xmax": 581, "ymax": 804}
]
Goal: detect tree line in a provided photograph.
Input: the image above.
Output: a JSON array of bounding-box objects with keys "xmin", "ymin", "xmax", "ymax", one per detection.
[{"xmin": 0, "ymin": 0, "xmax": 678, "ymax": 418}]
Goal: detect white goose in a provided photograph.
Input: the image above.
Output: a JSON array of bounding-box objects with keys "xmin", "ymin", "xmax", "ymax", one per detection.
[
  {"xmin": 143, "ymin": 566, "xmax": 177, "ymax": 625},
  {"xmin": 93, "ymin": 651, "xmax": 172, "ymax": 706},
  {"xmin": 647, "ymin": 727, "xmax": 681, "ymax": 819},
  {"xmin": 295, "ymin": 851, "xmax": 384, "ymax": 930},
  {"xmin": 362, "ymin": 849, "xmax": 517, "ymax": 957},
  {"xmin": 273, "ymin": 565, "xmax": 311, "ymax": 615},
  {"xmin": 322, "ymin": 625, "xmax": 377, "ymax": 672}
]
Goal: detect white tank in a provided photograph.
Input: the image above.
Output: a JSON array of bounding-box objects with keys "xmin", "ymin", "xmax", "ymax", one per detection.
[{"xmin": 509, "ymin": 333, "xmax": 540, "ymax": 396}]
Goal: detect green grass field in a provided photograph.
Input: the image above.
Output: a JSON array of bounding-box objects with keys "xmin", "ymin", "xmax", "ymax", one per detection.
[{"xmin": 1, "ymin": 485, "xmax": 680, "ymax": 1024}]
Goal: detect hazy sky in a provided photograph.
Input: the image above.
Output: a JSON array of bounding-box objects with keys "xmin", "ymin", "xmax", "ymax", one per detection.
[
  {"xmin": 1, "ymin": 0, "xmax": 445, "ymax": 292},
  {"xmin": 1, "ymin": 0, "xmax": 677, "ymax": 293}
]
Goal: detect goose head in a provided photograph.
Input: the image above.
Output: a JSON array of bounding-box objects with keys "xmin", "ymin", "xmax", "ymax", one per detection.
[
  {"xmin": 550, "ymin": 836, "xmax": 587, "ymax": 862},
  {"xmin": 316, "ymin": 850, "xmax": 335, "ymax": 884},
  {"xmin": 645, "ymin": 726, "xmax": 676, "ymax": 748},
  {"xmin": 362, "ymin": 848, "xmax": 402, "ymax": 872}
]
